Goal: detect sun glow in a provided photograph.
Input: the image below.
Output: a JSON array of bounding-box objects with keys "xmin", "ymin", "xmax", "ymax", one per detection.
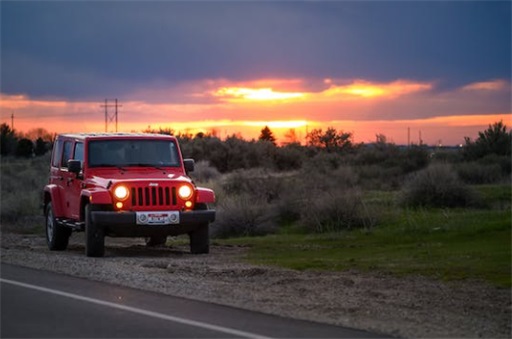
[
  {"xmin": 213, "ymin": 87, "xmax": 306, "ymax": 102},
  {"xmin": 324, "ymin": 80, "xmax": 433, "ymax": 99},
  {"xmin": 242, "ymin": 120, "xmax": 308, "ymax": 129}
]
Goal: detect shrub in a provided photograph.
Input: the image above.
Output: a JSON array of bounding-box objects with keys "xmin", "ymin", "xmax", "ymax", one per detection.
[
  {"xmin": 456, "ymin": 162, "xmax": 503, "ymax": 184},
  {"xmin": 356, "ymin": 164, "xmax": 404, "ymax": 191},
  {"xmin": 1, "ymin": 190, "xmax": 41, "ymax": 222},
  {"xmin": 189, "ymin": 160, "xmax": 221, "ymax": 183},
  {"xmin": 400, "ymin": 164, "xmax": 481, "ymax": 208},
  {"xmin": 478, "ymin": 154, "xmax": 511, "ymax": 175},
  {"xmin": 302, "ymin": 152, "xmax": 344, "ymax": 175},
  {"xmin": 210, "ymin": 193, "xmax": 277, "ymax": 238},
  {"xmin": 273, "ymin": 144, "xmax": 304, "ymax": 171},
  {"xmin": 300, "ymin": 188, "xmax": 377, "ymax": 233},
  {"xmin": 1, "ymin": 154, "xmax": 50, "ymax": 222},
  {"xmin": 463, "ymin": 121, "xmax": 511, "ymax": 160},
  {"xmin": 221, "ymin": 168, "xmax": 283, "ymax": 202},
  {"xmin": 400, "ymin": 145, "xmax": 430, "ymax": 173},
  {"xmin": 15, "ymin": 138, "xmax": 34, "ymax": 157}
]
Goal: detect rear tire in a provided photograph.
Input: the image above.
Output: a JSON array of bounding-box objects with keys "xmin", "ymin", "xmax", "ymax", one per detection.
[
  {"xmin": 85, "ymin": 204, "xmax": 105, "ymax": 257},
  {"xmin": 189, "ymin": 224, "xmax": 209, "ymax": 254},
  {"xmin": 45, "ymin": 202, "xmax": 71, "ymax": 251}
]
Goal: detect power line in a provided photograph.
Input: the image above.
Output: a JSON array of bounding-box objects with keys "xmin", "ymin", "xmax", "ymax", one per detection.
[{"xmin": 100, "ymin": 99, "xmax": 122, "ymax": 132}]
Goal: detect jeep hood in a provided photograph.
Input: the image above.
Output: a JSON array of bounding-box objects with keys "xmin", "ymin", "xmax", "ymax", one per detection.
[{"xmin": 86, "ymin": 168, "xmax": 193, "ymax": 188}]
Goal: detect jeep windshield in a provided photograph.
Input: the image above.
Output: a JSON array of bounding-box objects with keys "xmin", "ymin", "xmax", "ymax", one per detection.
[{"xmin": 88, "ymin": 140, "xmax": 180, "ymax": 168}]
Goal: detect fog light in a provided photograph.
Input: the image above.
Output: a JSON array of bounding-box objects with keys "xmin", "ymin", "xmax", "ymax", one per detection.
[
  {"xmin": 185, "ymin": 201, "xmax": 192, "ymax": 208},
  {"xmin": 116, "ymin": 202, "xmax": 123, "ymax": 209}
]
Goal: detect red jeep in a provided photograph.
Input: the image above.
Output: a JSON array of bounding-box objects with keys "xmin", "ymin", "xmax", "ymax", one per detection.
[{"xmin": 43, "ymin": 133, "xmax": 216, "ymax": 257}]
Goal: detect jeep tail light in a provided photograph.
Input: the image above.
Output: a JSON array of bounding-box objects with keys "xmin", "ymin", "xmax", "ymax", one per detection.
[
  {"xmin": 178, "ymin": 185, "xmax": 193, "ymax": 200},
  {"xmin": 114, "ymin": 185, "xmax": 129, "ymax": 201}
]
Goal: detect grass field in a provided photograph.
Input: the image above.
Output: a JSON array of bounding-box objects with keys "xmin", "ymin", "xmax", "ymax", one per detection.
[
  {"xmin": 216, "ymin": 186, "xmax": 511, "ymax": 288},
  {"xmin": 2, "ymin": 155, "xmax": 510, "ymax": 287}
]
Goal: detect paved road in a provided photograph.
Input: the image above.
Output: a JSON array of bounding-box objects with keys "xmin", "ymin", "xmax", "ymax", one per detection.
[{"xmin": 1, "ymin": 264, "xmax": 385, "ymax": 338}]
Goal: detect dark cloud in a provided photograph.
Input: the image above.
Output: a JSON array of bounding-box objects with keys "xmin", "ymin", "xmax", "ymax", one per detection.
[{"xmin": 1, "ymin": 1, "xmax": 510, "ymax": 100}]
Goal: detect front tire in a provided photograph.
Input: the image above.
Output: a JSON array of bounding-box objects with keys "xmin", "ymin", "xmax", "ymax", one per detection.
[
  {"xmin": 85, "ymin": 204, "xmax": 105, "ymax": 257},
  {"xmin": 189, "ymin": 224, "xmax": 209, "ymax": 254},
  {"xmin": 45, "ymin": 202, "xmax": 71, "ymax": 251}
]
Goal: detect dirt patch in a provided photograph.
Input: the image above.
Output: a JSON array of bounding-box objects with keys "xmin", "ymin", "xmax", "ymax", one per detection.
[{"xmin": 1, "ymin": 231, "xmax": 510, "ymax": 338}]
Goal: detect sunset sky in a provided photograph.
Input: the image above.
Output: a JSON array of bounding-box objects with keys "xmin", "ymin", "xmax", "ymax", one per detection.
[{"xmin": 1, "ymin": 1, "xmax": 510, "ymax": 145}]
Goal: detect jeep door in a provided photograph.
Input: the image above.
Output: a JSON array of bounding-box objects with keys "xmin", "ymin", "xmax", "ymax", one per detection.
[{"xmin": 59, "ymin": 140, "xmax": 83, "ymax": 220}]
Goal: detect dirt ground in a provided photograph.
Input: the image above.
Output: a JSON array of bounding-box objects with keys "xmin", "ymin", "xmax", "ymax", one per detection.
[{"xmin": 1, "ymin": 225, "xmax": 510, "ymax": 338}]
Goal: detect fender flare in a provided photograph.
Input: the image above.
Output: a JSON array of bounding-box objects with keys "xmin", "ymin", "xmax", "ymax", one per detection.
[
  {"xmin": 82, "ymin": 188, "xmax": 113, "ymax": 205},
  {"xmin": 43, "ymin": 185, "xmax": 64, "ymax": 217},
  {"xmin": 196, "ymin": 187, "xmax": 215, "ymax": 204}
]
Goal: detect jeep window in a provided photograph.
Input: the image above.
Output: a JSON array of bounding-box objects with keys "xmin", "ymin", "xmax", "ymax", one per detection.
[
  {"xmin": 74, "ymin": 142, "xmax": 84, "ymax": 163},
  {"xmin": 51, "ymin": 139, "xmax": 63, "ymax": 167},
  {"xmin": 88, "ymin": 140, "xmax": 180, "ymax": 168},
  {"xmin": 61, "ymin": 141, "xmax": 73, "ymax": 168}
]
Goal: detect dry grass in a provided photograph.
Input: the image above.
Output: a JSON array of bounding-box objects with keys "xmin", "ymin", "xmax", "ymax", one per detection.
[{"xmin": 1, "ymin": 154, "xmax": 50, "ymax": 223}]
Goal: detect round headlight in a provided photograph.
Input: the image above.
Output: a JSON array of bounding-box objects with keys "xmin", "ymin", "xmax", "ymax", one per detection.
[
  {"xmin": 114, "ymin": 186, "xmax": 129, "ymax": 200},
  {"xmin": 178, "ymin": 185, "xmax": 193, "ymax": 200}
]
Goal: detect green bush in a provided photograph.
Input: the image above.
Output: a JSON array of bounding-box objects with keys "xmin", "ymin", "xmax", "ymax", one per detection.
[{"xmin": 400, "ymin": 164, "xmax": 481, "ymax": 208}]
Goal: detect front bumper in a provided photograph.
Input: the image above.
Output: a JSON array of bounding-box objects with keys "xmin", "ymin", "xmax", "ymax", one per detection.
[
  {"xmin": 91, "ymin": 210, "xmax": 215, "ymax": 226},
  {"xmin": 90, "ymin": 210, "xmax": 215, "ymax": 237}
]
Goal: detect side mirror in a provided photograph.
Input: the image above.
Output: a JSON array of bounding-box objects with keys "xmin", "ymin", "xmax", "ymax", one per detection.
[
  {"xmin": 68, "ymin": 160, "xmax": 82, "ymax": 175},
  {"xmin": 183, "ymin": 159, "xmax": 195, "ymax": 173}
]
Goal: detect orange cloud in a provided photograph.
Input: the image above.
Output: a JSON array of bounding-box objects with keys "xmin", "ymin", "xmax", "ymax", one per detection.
[
  {"xmin": 213, "ymin": 87, "xmax": 306, "ymax": 102},
  {"xmin": 461, "ymin": 79, "xmax": 509, "ymax": 91},
  {"xmin": 1, "ymin": 77, "xmax": 509, "ymax": 146},
  {"xmin": 0, "ymin": 93, "xmax": 67, "ymax": 109},
  {"xmin": 322, "ymin": 79, "xmax": 433, "ymax": 99},
  {"xmin": 209, "ymin": 79, "xmax": 433, "ymax": 104}
]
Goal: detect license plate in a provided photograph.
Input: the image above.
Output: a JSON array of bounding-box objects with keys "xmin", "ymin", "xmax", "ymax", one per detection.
[{"xmin": 136, "ymin": 211, "xmax": 179, "ymax": 225}]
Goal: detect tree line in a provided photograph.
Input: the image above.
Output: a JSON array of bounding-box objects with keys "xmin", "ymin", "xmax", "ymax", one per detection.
[
  {"xmin": 0, "ymin": 124, "xmax": 55, "ymax": 157},
  {"xmin": 1, "ymin": 121, "xmax": 510, "ymax": 176}
]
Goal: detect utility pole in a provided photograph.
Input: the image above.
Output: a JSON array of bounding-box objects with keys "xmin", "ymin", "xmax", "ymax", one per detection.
[
  {"xmin": 115, "ymin": 98, "xmax": 119, "ymax": 133},
  {"xmin": 100, "ymin": 99, "xmax": 122, "ymax": 132},
  {"xmin": 11, "ymin": 113, "xmax": 14, "ymax": 130}
]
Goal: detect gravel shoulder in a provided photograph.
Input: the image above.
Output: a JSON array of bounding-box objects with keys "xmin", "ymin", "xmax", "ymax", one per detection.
[{"xmin": 1, "ymin": 229, "xmax": 510, "ymax": 338}]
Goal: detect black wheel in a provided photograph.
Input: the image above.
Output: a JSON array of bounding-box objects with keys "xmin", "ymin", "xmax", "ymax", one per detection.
[
  {"xmin": 45, "ymin": 202, "xmax": 71, "ymax": 251},
  {"xmin": 85, "ymin": 204, "xmax": 105, "ymax": 257},
  {"xmin": 145, "ymin": 236, "xmax": 167, "ymax": 247},
  {"xmin": 189, "ymin": 224, "xmax": 209, "ymax": 254}
]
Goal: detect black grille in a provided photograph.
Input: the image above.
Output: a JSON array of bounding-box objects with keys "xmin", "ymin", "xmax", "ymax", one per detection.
[{"xmin": 131, "ymin": 186, "xmax": 177, "ymax": 207}]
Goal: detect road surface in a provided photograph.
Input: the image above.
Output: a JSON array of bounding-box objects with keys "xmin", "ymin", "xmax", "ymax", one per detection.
[{"xmin": 1, "ymin": 264, "xmax": 384, "ymax": 338}]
